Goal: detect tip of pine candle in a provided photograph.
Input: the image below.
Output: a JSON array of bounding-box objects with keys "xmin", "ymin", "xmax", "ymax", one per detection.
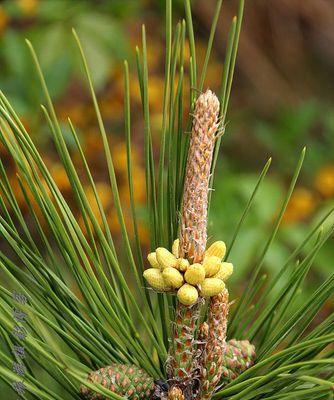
[
  {"xmin": 200, "ymin": 89, "xmax": 218, "ymax": 100},
  {"xmin": 196, "ymin": 89, "xmax": 220, "ymax": 113}
]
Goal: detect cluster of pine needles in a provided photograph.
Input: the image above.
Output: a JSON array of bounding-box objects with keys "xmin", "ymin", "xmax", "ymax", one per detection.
[{"xmin": 0, "ymin": 0, "xmax": 334, "ymax": 399}]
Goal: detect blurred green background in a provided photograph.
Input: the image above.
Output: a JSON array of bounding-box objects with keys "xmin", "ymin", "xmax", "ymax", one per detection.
[
  {"xmin": 1, "ymin": 0, "xmax": 334, "ymax": 333},
  {"xmin": 1, "ymin": 0, "xmax": 334, "ymax": 398}
]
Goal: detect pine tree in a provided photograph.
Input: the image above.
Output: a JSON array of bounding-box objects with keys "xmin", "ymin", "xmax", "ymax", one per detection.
[{"xmin": 0, "ymin": 1, "xmax": 333, "ymax": 400}]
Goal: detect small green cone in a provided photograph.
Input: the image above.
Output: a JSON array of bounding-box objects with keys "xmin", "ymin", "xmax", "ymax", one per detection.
[
  {"xmin": 221, "ymin": 339, "xmax": 256, "ymax": 382},
  {"xmin": 80, "ymin": 363, "xmax": 155, "ymax": 400}
]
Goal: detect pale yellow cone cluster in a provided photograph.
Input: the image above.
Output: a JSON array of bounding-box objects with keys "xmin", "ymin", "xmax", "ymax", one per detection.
[{"xmin": 143, "ymin": 239, "xmax": 233, "ymax": 305}]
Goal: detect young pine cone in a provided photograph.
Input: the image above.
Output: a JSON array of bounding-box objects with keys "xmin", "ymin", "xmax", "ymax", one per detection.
[
  {"xmin": 80, "ymin": 363, "xmax": 154, "ymax": 400},
  {"xmin": 221, "ymin": 339, "xmax": 256, "ymax": 382}
]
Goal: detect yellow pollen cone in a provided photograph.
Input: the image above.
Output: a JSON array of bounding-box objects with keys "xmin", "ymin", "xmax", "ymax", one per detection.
[
  {"xmin": 156, "ymin": 247, "xmax": 178, "ymax": 269},
  {"xmin": 200, "ymin": 278, "xmax": 225, "ymax": 297},
  {"xmin": 184, "ymin": 263, "xmax": 205, "ymax": 285},
  {"xmin": 147, "ymin": 252, "xmax": 160, "ymax": 268},
  {"xmin": 172, "ymin": 239, "xmax": 180, "ymax": 258},
  {"xmin": 176, "ymin": 258, "xmax": 190, "ymax": 272},
  {"xmin": 177, "ymin": 284, "xmax": 198, "ymax": 306},
  {"xmin": 205, "ymin": 241, "xmax": 226, "ymax": 260},
  {"xmin": 214, "ymin": 262, "xmax": 233, "ymax": 282},
  {"xmin": 203, "ymin": 256, "xmax": 221, "ymax": 277},
  {"xmin": 143, "ymin": 268, "xmax": 171, "ymax": 292},
  {"xmin": 162, "ymin": 267, "xmax": 184, "ymax": 289}
]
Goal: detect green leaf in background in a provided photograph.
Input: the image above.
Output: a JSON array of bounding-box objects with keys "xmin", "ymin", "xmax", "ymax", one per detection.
[{"xmin": 0, "ymin": 0, "xmax": 130, "ymax": 115}]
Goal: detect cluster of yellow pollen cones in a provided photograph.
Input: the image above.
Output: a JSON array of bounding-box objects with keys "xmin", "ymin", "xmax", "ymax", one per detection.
[{"xmin": 143, "ymin": 239, "xmax": 233, "ymax": 305}]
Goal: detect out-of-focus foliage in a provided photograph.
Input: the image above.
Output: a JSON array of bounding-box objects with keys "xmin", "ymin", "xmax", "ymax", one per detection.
[{"xmin": 0, "ymin": 0, "xmax": 133, "ymax": 117}]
